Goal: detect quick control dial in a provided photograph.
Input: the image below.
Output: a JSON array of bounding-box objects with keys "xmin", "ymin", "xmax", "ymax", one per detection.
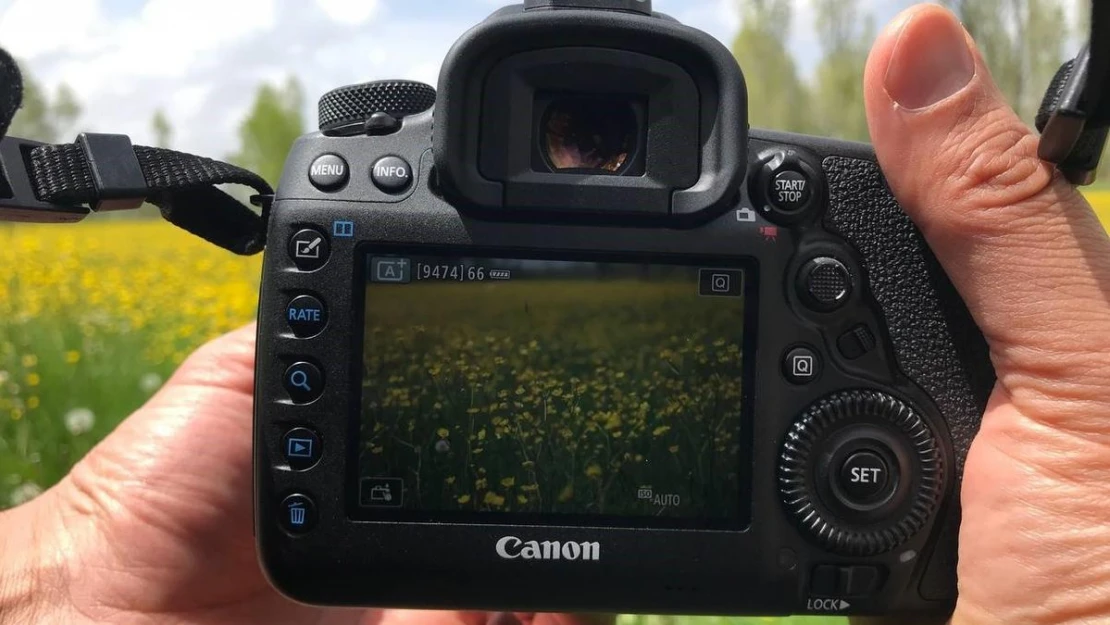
[
  {"xmin": 778, "ymin": 390, "xmax": 945, "ymax": 556},
  {"xmin": 318, "ymin": 80, "xmax": 436, "ymax": 136}
]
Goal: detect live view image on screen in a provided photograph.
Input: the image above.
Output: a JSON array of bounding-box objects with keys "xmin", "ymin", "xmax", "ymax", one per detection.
[{"xmin": 358, "ymin": 253, "xmax": 751, "ymax": 527}]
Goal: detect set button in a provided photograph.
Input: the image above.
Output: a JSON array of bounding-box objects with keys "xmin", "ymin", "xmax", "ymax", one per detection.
[
  {"xmin": 838, "ymin": 451, "xmax": 891, "ymax": 503},
  {"xmin": 284, "ymin": 361, "xmax": 324, "ymax": 404}
]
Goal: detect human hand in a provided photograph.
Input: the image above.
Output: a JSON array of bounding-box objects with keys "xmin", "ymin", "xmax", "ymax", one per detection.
[
  {"xmin": 858, "ymin": 4, "xmax": 1110, "ymax": 625},
  {"xmin": 0, "ymin": 323, "xmax": 609, "ymax": 625}
]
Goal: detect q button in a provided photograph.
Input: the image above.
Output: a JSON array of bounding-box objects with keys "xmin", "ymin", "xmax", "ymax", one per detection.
[{"xmin": 284, "ymin": 362, "xmax": 324, "ymax": 404}]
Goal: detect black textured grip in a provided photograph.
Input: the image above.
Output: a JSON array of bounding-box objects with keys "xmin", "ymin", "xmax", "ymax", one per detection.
[
  {"xmin": 822, "ymin": 155, "xmax": 995, "ymax": 601},
  {"xmin": 318, "ymin": 81, "xmax": 437, "ymax": 132}
]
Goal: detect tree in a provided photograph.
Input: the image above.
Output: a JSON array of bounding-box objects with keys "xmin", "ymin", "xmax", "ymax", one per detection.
[
  {"xmin": 731, "ymin": 0, "xmax": 813, "ymax": 134},
  {"xmin": 7, "ymin": 65, "xmax": 81, "ymax": 143},
  {"xmin": 228, "ymin": 77, "xmax": 306, "ymax": 188},
  {"xmin": 151, "ymin": 109, "xmax": 173, "ymax": 149},
  {"xmin": 810, "ymin": 0, "xmax": 874, "ymax": 142}
]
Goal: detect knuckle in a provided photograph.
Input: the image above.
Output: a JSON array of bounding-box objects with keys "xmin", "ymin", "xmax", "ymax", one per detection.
[{"xmin": 928, "ymin": 106, "xmax": 1060, "ymax": 236}]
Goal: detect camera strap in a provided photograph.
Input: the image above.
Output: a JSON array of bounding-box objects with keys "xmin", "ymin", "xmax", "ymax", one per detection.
[
  {"xmin": 0, "ymin": 48, "xmax": 273, "ymax": 256},
  {"xmin": 1036, "ymin": 1, "xmax": 1110, "ymax": 185}
]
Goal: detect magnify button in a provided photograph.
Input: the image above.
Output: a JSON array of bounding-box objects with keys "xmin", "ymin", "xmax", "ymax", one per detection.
[{"xmin": 284, "ymin": 362, "xmax": 324, "ymax": 404}]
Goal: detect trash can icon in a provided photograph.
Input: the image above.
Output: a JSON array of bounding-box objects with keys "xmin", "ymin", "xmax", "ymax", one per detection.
[{"xmin": 288, "ymin": 502, "xmax": 306, "ymax": 526}]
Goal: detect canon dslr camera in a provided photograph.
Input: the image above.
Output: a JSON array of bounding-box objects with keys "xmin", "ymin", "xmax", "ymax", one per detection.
[{"xmin": 254, "ymin": 0, "xmax": 994, "ymax": 618}]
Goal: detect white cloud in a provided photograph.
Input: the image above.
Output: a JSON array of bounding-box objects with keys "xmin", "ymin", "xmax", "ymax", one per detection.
[
  {"xmin": 0, "ymin": 0, "xmax": 104, "ymax": 58},
  {"xmin": 316, "ymin": 0, "xmax": 381, "ymax": 25}
]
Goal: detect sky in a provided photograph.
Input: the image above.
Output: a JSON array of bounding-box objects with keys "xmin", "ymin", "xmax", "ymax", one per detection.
[{"xmin": 0, "ymin": 0, "xmax": 932, "ymax": 159}]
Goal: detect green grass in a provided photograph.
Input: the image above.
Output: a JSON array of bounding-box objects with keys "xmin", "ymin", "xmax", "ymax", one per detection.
[{"xmin": 618, "ymin": 615, "xmax": 842, "ymax": 624}]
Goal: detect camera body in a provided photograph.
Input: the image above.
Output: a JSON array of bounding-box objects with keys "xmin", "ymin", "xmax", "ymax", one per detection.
[{"xmin": 254, "ymin": 1, "xmax": 994, "ymax": 617}]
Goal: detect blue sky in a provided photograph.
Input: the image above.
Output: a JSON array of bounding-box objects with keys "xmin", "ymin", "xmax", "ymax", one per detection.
[{"xmin": 0, "ymin": 0, "xmax": 918, "ymax": 157}]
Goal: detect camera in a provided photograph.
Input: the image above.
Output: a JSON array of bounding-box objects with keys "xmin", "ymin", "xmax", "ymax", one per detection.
[{"xmin": 253, "ymin": 0, "xmax": 994, "ymax": 618}]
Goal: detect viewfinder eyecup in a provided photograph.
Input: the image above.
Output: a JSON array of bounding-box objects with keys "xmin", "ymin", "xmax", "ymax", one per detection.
[{"xmin": 523, "ymin": 0, "xmax": 652, "ymax": 16}]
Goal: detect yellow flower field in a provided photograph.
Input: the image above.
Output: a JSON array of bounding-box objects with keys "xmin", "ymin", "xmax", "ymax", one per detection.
[{"xmin": 1, "ymin": 193, "xmax": 1108, "ymax": 508}]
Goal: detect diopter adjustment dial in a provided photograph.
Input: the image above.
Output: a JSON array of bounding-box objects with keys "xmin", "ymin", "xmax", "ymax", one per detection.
[
  {"xmin": 318, "ymin": 80, "xmax": 436, "ymax": 135},
  {"xmin": 778, "ymin": 390, "xmax": 945, "ymax": 557}
]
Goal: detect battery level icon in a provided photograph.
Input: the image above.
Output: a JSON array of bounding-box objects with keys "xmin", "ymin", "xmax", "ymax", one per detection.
[{"xmin": 489, "ymin": 269, "xmax": 512, "ymax": 281}]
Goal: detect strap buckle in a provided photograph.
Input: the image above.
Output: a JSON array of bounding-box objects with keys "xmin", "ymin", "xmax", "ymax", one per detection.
[
  {"xmin": 0, "ymin": 136, "xmax": 90, "ymax": 223},
  {"xmin": 77, "ymin": 132, "xmax": 148, "ymax": 211},
  {"xmin": 1037, "ymin": 3, "xmax": 1110, "ymax": 185}
]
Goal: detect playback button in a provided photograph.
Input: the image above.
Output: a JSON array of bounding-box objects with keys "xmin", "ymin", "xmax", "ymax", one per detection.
[{"xmin": 282, "ymin": 427, "xmax": 322, "ymax": 471}]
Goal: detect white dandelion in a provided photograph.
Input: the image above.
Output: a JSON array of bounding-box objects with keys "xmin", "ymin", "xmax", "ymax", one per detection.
[
  {"xmin": 139, "ymin": 372, "xmax": 163, "ymax": 394},
  {"xmin": 64, "ymin": 407, "xmax": 96, "ymax": 436},
  {"xmin": 10, "ymin": 482, "xmax": 42, "ymax": 506}
]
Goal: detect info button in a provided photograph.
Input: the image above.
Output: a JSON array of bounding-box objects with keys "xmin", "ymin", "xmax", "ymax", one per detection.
[
  {"xmin": 286, "ymin": 294, "xmax": 328, "ymax": 338},
  {"xmin": 371, "ymin": 156, "xmax": 413, "ymax": 194}
]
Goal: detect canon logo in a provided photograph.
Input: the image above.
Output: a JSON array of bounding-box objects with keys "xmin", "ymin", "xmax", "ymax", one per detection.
[{"xmin": 495, "ymin": 536, "xmax": 601, "ymax": 561}]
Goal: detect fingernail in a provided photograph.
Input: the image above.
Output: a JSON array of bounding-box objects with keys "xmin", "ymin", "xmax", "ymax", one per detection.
[
  {"xmin": 488, "ymin": 613, "xmax": 522, "ymax": 625},
  {"xmin": 884, "ymin": 9, "xmax": 976, "ymax": 109}
]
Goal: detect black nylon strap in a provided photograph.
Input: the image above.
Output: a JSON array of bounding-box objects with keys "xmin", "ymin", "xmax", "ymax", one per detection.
[
  {"xmin": 25, "ymin": 141, "xmax": 273, "ymax": 255},
  {"xmin": 0, "ymin": 48, "xmax": 22, "ymax": 139},
  {"xmin": 1036, "ymin": 2, "xmax": 1110, "ymax": 185}
]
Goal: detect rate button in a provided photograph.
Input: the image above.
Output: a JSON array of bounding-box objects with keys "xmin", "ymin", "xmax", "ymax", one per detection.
[{"xmin": 286, "ymin": 294, "xmax": 328, "ymax": 338}]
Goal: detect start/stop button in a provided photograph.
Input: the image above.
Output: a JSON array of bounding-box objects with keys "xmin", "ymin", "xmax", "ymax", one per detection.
[
  {"xmin": 767, "ymin": 169, "xmax": 812, "ymax": 213},
  {"xmin": 751, "ymin": 148, "xmax": 823, "ymax": 224}
]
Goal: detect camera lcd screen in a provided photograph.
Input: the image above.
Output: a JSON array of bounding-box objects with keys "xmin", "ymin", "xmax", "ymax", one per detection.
[{"xmin": 356, "ymin": 251, "xmax": 755, "ymax": 529}]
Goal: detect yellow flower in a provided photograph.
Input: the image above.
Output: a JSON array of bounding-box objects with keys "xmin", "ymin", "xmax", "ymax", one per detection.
[
  {"xmin": 557, "ymin": 484, "xmax": 574, "ymax": 502},
  {"xmin": 477, "ymin": 428, "xmax": 487, "ymax": 441},
  {"xmin": 20, "ymin": 354, "xmax": 36, "ymax": 368},
  {"xmin": 26, "ymin": 373, "xmax": 40, "ymax": 387},
  {"xmin": 500, "ymin": 477, "xmax": 515, "ymax": 488},
  {"xmin": 446, "ymin": 476, "xmax": 456, "ymax": 485},
  {"xmin": 64, "ymin": 350, "xmax": 81, "ymax": 364},
  {"xmin": 27, "ymin": 396, "xmax": 39, "ymax": 410},
  {"xmin": 436, "ymin": 427, "xmax": 449, "ymax": 438},
  {"xmin": 483, "ymin": 492, "xmax": 506, "ymax": 507},
  {"xmin": 457, "ymin": 494, "xmax": 471, "ymax": 504},
  {"xmin": 585, "ymin": 464, "xmax": 602, "ymax": 478},
  {"xmin": 652, "ymin": 425, "xmax": 671, "ymax": 436},
  {"xmin": 517, "ymin": 495, "xmax": 528, "ymax": 505}
]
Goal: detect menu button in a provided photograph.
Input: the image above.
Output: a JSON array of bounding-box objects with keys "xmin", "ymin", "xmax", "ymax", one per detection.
[{"xmin": 309, "ymin": 154, "xmax": 349, "ymax": 192}]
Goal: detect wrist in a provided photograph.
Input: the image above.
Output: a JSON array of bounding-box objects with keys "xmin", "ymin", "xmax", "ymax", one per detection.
[{"xmin": 0, "ymin": 493, "xmax": 72, "ymax": 624}]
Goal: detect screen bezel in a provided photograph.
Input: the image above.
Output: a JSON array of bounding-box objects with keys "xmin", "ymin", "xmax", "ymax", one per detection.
[{"xmin": 347, "ymin": 245, "xmax": 760, "ymax": 531}]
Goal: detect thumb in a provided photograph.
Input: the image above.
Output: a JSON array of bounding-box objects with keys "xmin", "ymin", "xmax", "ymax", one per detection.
[{"xmin": 864, "ymin": 4, "xmax": 1110, "ymax": 430}]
